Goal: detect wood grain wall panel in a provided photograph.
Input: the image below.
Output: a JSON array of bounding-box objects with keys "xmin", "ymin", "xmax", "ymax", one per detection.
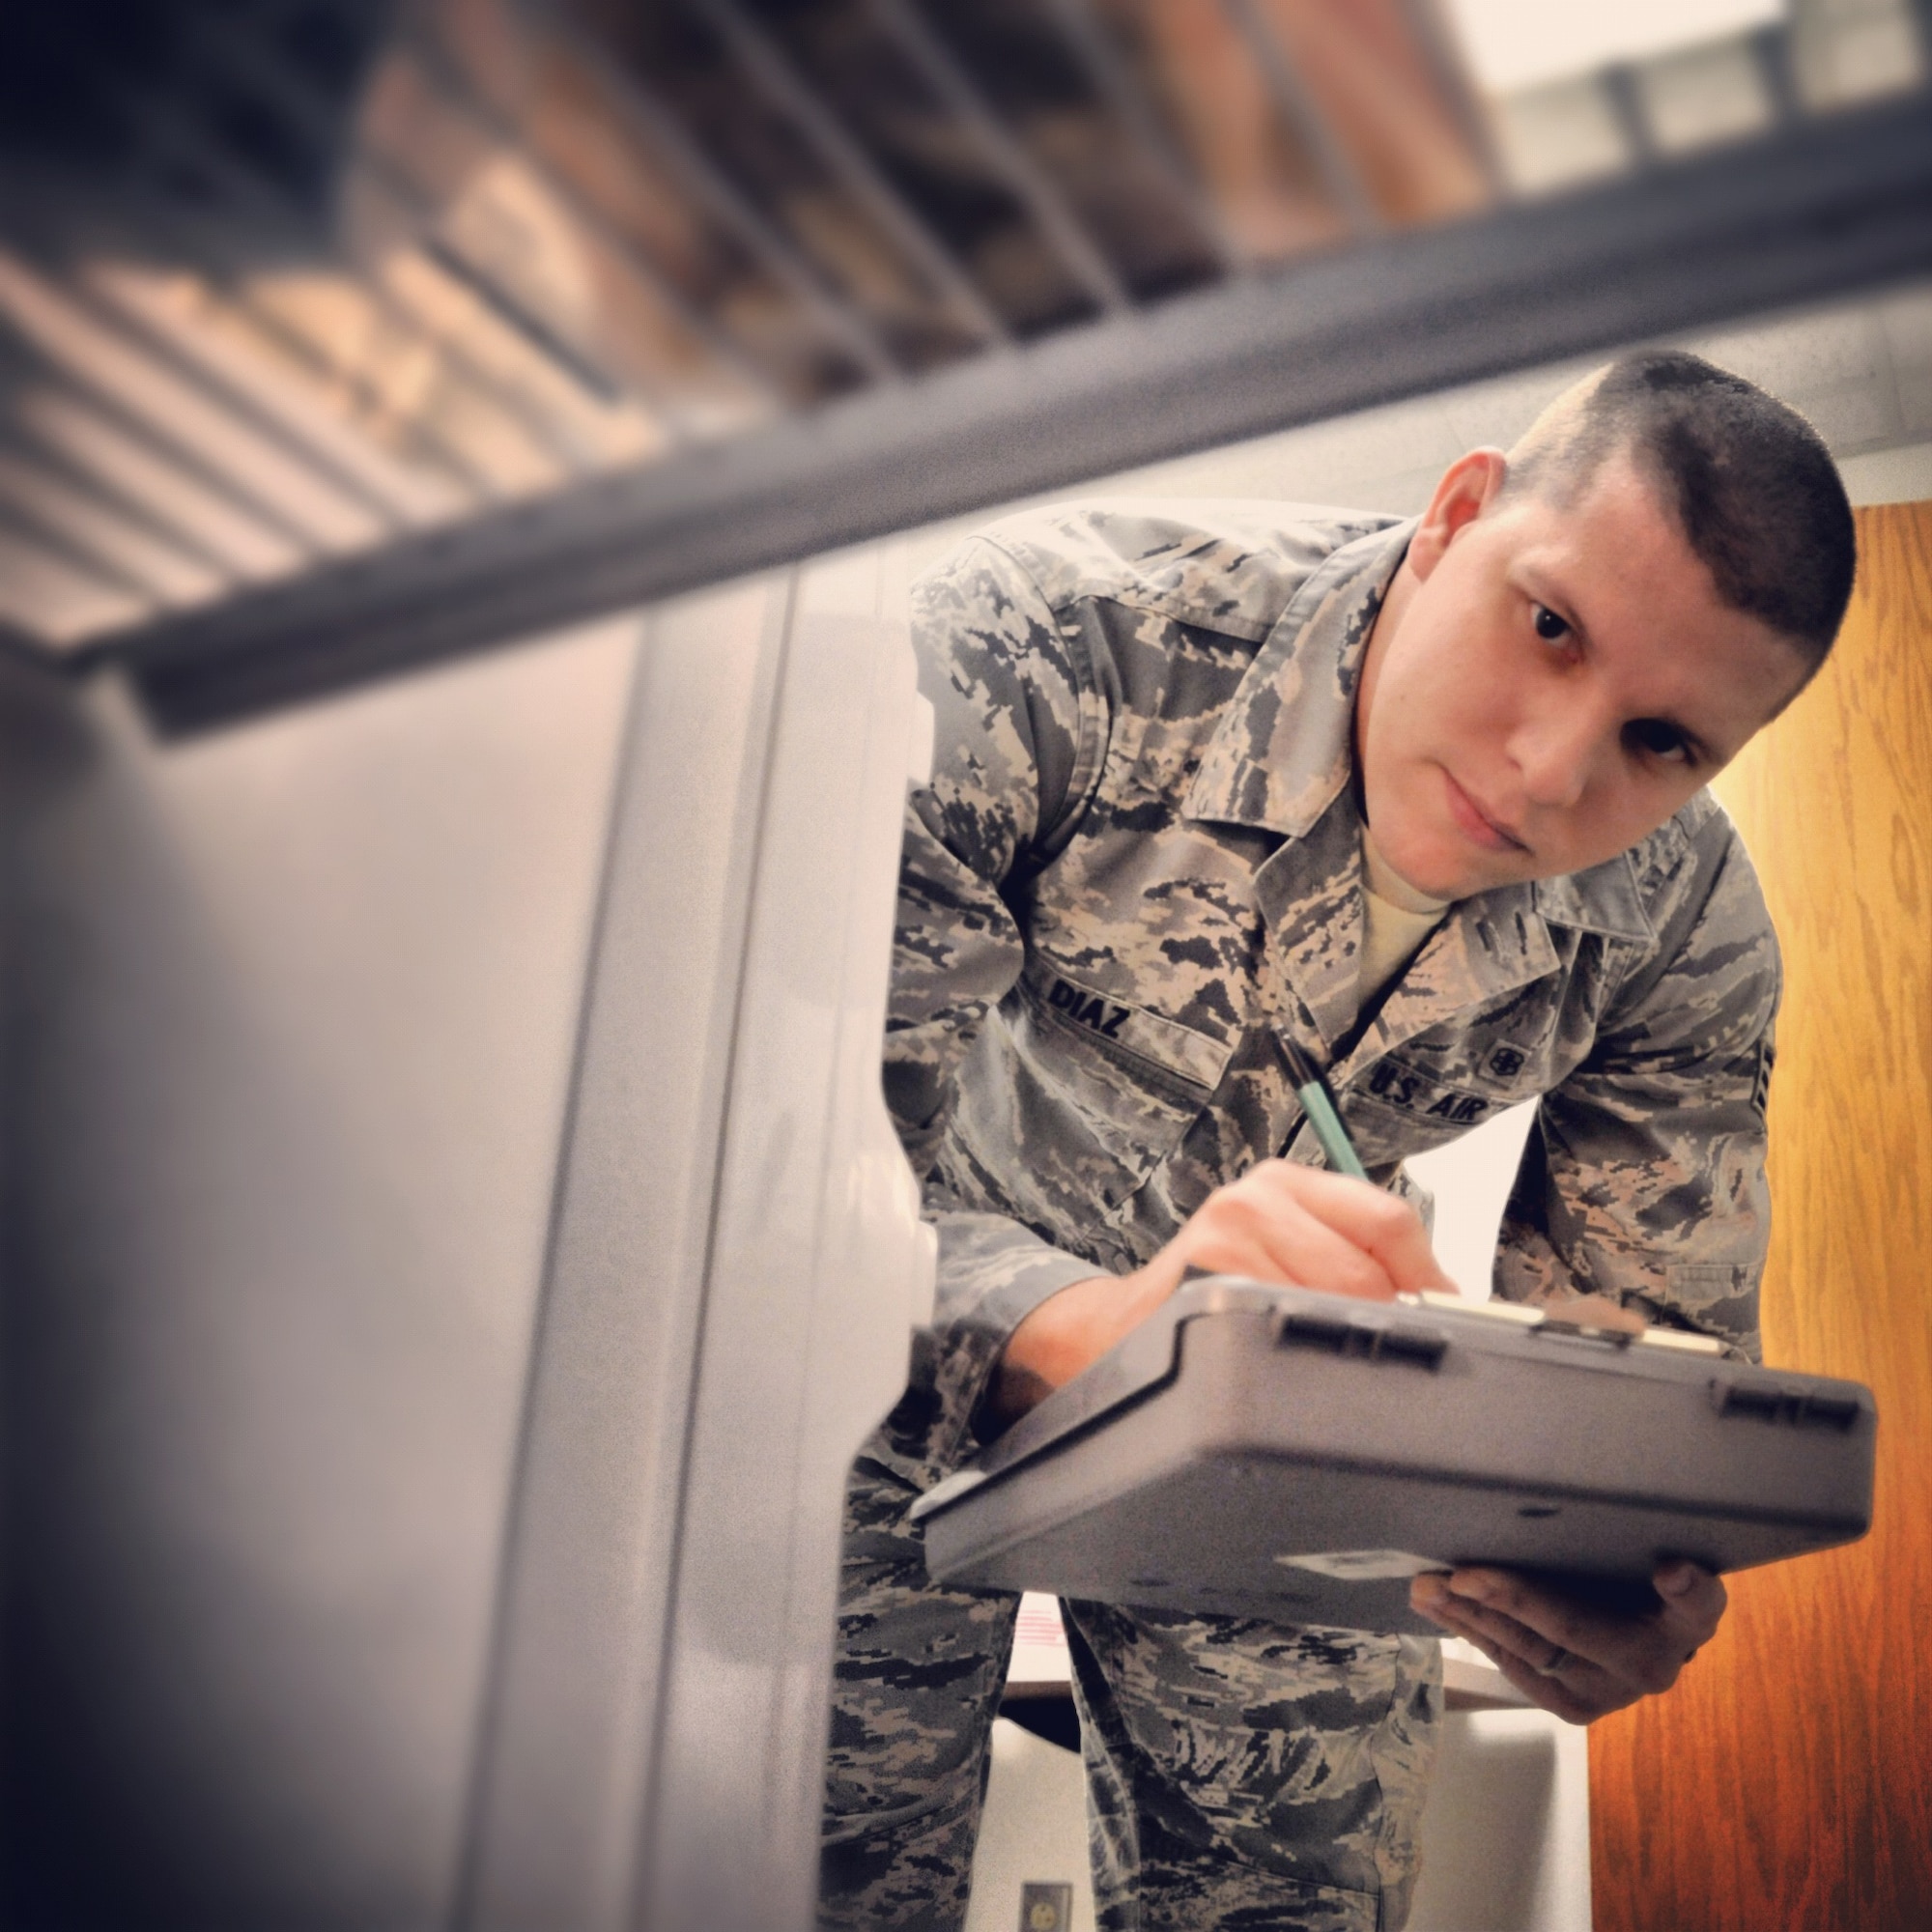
[{"xmin": 1588, "ymin": 502, "xmax": 1932, "ymax": 1931}]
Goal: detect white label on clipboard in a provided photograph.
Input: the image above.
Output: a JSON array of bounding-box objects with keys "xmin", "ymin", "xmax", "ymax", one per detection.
[{"xmin": 1276, "ymin": 1549, "xmax": 1450, "ymax": 1581}]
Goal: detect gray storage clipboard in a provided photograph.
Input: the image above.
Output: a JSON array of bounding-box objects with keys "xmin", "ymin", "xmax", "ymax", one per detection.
[{"xmin": 911, "ymin": 1278, "xmax": 1876, "ymax": 1634}]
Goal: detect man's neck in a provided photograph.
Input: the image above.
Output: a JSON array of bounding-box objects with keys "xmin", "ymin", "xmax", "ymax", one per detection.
[{"xmin": 1351, "ymin": 549, "xmax": 1419, "ymax": 780}]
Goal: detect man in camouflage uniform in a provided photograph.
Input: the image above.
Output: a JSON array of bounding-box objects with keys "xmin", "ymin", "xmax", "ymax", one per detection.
[{"xmin": 820, "ymin": 353, "xmax": 1856, "ymax": 1930}]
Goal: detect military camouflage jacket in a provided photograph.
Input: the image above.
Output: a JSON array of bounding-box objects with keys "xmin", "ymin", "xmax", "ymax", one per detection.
[{"xmin": 883, "ymin": 502, "xmax": 1776, "ymax": 1485}]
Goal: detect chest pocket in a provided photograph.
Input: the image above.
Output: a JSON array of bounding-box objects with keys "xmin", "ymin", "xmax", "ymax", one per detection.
[{"xmin": 951, "ymin": 960, "xmax": 1235, "ymax": 1226}]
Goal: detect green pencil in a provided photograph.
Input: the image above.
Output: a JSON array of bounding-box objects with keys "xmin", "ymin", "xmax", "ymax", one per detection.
[{"xmin": 1281, "ymin": 1037, "xmax": 1371, "ymax": 1182}]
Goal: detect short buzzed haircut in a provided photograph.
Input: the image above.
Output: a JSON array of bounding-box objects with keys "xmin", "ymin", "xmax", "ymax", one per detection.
[{"xmin": 1505, "ymin": 350, "xmax": 1857, "ymax": 673}]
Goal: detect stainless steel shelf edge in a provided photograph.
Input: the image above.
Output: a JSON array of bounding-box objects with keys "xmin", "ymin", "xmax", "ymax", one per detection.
[
  {"xmin": 453, "ymin": 581, "xmax": 795, "ymax": 1931},
  {"xmin": 454, "ymin": 551, "xmax": 931, "ymax": 1932}
]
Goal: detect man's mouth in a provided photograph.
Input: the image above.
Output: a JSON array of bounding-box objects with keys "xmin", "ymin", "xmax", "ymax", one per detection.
[{"xmin": 1443, "ymin": 772, "xmax": 1528, "ymax": 854}]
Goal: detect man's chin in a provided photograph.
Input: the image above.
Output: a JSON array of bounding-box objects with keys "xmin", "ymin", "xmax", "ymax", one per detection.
[
  {"xmin": 1366, "ymin": 801, "xmax": 1531, "ymax": 903},
  {"xmin": 1396, "ymin": 848, "xmax": 1526, "ymax": 903},
  {"xmin": 1374, "ymin": 834, "xmax": 1475, "ymax": 902}
]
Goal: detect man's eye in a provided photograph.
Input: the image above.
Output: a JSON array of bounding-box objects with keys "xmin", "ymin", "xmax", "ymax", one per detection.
[
  {"xmin": 1532, "ymin": 605, "xmax": 1570, "ymax": 642},
  {"xmin": 1627, "ymin": 719, "xmax": 1690, "ymax": 762}
]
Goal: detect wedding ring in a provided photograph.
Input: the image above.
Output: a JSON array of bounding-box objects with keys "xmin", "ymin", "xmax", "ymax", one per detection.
[{"xmin": 1535, "ymin": 1646, "xmax": 1575, "ymax": 1676}]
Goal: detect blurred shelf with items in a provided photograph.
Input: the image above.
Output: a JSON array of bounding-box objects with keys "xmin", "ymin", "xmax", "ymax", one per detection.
[{"xmin": 0, "ymin": 0, "xmax": 1925, "ymax": 724}]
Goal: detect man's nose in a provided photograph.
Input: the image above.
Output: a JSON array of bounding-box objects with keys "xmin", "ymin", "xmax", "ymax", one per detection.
[{"xmin": 1509, "ymin": 706, "xmax": 1603, "ymax": 810}]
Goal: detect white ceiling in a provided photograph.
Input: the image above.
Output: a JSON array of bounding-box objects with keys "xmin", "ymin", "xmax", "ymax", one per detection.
[
  {"xmin": 1104, "ymin": 278, "xmax": 1932, "ymax": 512},
  {"xmin": 1444, "ymin": 0, "xmax": 1781, "ymax": 96},
  {"xmin": 907, "ymin": 276, "xmax": 1932, "ymax": 576}
]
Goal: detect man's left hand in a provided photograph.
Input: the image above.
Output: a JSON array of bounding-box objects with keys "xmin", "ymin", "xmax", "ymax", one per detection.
[{"xmin": 1408, "ymin": 1560, "xmax": 1726, "ymax": 1724}]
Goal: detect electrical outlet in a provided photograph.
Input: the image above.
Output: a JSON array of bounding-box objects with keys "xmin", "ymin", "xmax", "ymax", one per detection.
[{"xmin": 1018, "ymin": 1880, "xmax": 1073, "ymax": 1932}]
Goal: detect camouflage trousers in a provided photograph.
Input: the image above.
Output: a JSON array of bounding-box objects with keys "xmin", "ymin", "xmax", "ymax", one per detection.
[{"xmin": 820, "ymin": 1445, "xmax": 1441, "ymax": 1932}]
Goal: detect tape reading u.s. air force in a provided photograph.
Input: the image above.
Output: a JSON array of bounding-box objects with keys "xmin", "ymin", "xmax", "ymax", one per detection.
[
  {"xmin": 1032, "ymin": 969, "xmax": 1231, "ymax": 1091},
  {"xmin": 1363, "ymin": 1058, "xmax": 1491, "ymax": 1125}
]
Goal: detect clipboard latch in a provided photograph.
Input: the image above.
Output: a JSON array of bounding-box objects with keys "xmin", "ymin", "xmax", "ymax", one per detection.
[
  {"xmin": 1273, "ymin": 1306, "xmax": 1448, "ymax": 1369},
  {"xmin": 1710, "ymin": 1376, "xmax": 1862, "ymax": 1430}
]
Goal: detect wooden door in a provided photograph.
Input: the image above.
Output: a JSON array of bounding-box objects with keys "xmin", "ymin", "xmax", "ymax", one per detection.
[{"xmin": 1588, "ymin": 501, "xmax": 1932, "ymax": 1929}]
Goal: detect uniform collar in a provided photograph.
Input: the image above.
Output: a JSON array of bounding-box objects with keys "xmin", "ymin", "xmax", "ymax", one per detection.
[
  {"xmin": 1184, "ymin": 518, "xmax": 1411, "ymax": 838},
  {"xmin": 1532, "ymin": 857, "xmax": 1656, "ymax": 943}
]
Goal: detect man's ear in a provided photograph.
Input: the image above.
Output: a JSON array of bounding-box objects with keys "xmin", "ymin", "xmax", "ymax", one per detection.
[{"xmin": 1408, "ymin": 448, "xmax": 1508, "ymax": 581}]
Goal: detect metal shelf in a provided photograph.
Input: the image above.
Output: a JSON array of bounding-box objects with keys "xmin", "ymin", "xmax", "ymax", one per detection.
[{"xmin": 0, "ymin": 0, "xmax": 1924, "ymax": 725}]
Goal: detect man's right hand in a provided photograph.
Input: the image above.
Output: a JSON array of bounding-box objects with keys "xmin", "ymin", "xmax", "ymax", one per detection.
[{"xmin": 985, "ymin": 1159, "xmax": 1457, "ymax": 1427}]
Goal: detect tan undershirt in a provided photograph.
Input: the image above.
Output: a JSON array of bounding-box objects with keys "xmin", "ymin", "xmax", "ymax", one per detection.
[{"xmin": 1359, "ymin": 827, "xmax": 1452, "ymax": 1010}]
